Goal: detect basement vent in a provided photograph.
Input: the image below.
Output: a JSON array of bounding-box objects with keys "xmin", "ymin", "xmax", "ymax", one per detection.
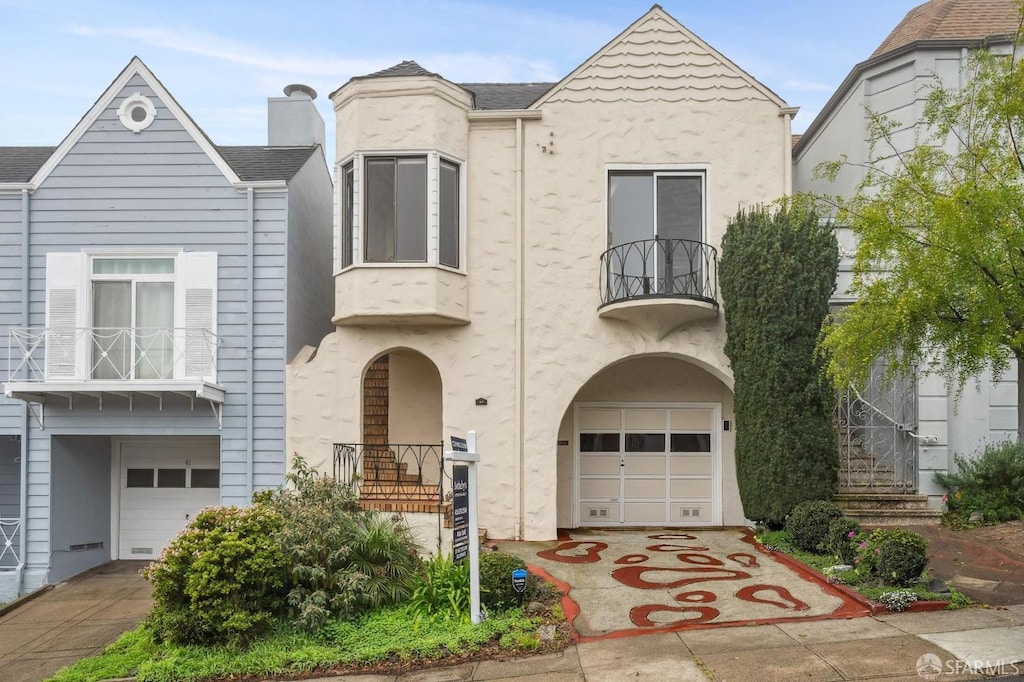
[
  {"xmin": 131, "ymin": 547, "xmax": 153, "ymax": 555},
  {"xmin": 679, "ymin": 508, "xmax": 702, "ymax": 518},
  {"xmin": 588, "ymin": 508, "xmax": 609, "ymax": 518},
  {"xmin": 69, "ymin": 541, "xmax": 104, "ymax": 552}
]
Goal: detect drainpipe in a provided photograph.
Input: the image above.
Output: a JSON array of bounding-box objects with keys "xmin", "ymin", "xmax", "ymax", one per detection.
[
  {"xmin": 18, "ymin": 190, "xmax": 30, "ymax": 590},
  {"xmin": 514, "ymin": 118, "xmax": 525, "ymax": 539},
  {"xmin": 246, "ymin": 187, "xmax": 255, "ymax": 501},
  {"xmin": 779, "ymin": 107, "xmax": 799, "ymax": 197}
]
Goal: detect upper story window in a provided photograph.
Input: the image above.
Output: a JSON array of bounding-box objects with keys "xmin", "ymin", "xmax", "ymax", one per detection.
[
  {"xmin": 603, "ymin": 169, "xmax": 713, "ymax": 302},
  {"xmin": 339, "ymin": 153, "xmax": 462, "ymax": 270},
  {"xmin": 43, "ymin": 251, "xmax": 218, "ymax": 382},
  {"xmin": 608, "ymin": 170, "xmax": 705, "ymax": 248},
  {"xmin": 91, "ymin": 258, "xmax": 175, "ymax": 380}
]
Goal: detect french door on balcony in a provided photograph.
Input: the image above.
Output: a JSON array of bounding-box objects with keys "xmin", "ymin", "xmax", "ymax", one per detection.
[
  {"xmin": 92, "ymin": 258, "xmax": 175, "ymax": 380},
  {"xmin": 607, "ymin": 171, "xmax": 705, "ymax": 298}
]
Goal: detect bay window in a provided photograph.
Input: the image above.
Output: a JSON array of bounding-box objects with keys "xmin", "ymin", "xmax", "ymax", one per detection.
[{"xmin": 339, "ymin": 152, "xmax": 462, "ymax": 269}]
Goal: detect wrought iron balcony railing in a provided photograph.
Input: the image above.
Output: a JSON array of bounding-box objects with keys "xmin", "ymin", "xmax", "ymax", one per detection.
[
  {"xmin": 600, "ymin": 238, "xmax": 717, "ymax": 306},
  {"xmin": 333, "ymin": 443, "xmax": 445, "ymax": 505},
  {"xmin": 7, "ymin": 327, "xmax": 219, "ymax": 384},
  {"xmin": 0, "ymin": 517, "xmax": 21, "ymax": 569}
]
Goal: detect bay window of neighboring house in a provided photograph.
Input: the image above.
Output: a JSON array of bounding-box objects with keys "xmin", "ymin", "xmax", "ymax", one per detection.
[
  {"xmin": 339, "ymin": 153, "xmax": 461, "ymax": 270},
  {"xmin": 44, "ymin": 251, "xmax": 217, "ymax": 382},
  {"xmin": 607, "ymin": 169, "xmax": 707, "ymax": 298}
]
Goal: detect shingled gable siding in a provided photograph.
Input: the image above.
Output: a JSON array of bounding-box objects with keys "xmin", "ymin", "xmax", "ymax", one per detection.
[{"xmin": 16, "ymin": 73, "xmax": 289, "ymax": 587}]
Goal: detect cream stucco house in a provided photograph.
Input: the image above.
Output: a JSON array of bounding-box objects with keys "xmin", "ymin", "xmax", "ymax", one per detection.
[{"xmin": 287, "ymin": 6, "xmax": 797, "ymax": 545}]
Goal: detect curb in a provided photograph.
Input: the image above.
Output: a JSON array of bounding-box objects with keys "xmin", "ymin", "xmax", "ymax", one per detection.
[{"xmin": 0, "ymin": 583, "xmax": 54, "ymax": 618}]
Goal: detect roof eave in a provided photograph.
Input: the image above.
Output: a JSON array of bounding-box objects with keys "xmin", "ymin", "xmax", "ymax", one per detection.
[{"xmin": 794, "ymin": 35, "xmax": 1015, "ymax": 157}]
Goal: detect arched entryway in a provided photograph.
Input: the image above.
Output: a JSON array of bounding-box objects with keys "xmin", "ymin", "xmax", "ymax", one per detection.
[
  {"xmin": 554, "ymin": 354, "xmax": 738, "ymax": 529},
  {"xmin": 353, "ymin": 348, "xmax": 444, "ymax": 495}
]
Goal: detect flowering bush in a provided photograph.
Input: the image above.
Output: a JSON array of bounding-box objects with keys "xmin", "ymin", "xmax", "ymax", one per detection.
[
  {"xmin": 851, "ymin": 528, "xmax": 928, "ymax": 587},
  {"xmin": 878, "ymin": 589, "xmax": 919, "ymax": 612},
  {"xmin": 824, "ymin": 516, "xmax": 862, "ymax": 564},
  {"xmin": 142, "ymin": 505, "xmax": 287, "ymax": 646}
]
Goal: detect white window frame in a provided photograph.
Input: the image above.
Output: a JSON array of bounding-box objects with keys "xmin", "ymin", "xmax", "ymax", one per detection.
[
  {"xmin": 335, "ymin": 150, "xmax": 467, "ymax": 274},
  {"xmin": 605, "ymin": 164, "xmax": 711, "ymax": 248}
]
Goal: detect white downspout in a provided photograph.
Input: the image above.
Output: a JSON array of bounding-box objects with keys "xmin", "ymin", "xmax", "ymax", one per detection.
[
  {"xmin": 780, "ymin": 107, "xmax": 799, "ymax": 197},
  {"xmin": 245, "ymin": 187, "xmax": 255, "ymax": 501},
  {"xmin": 514, "ymin": 117, "xmax": 525, "ymax": 539},
  {"xmin": 18, "ymin": 189, "xmax": 30, "ymax": 592}
]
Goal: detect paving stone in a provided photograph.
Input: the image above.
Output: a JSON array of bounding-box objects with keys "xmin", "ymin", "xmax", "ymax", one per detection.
[
  {"xmin": 1, "ymin": 598, "xmax": 102, "ymax": 623},
  {"xmin": 398, "ymin": 663, "xmax": 475, "ymax": 681},
  {"xmin": 920, "ymin": 625, "xmax": 1024, "ymax": 672},
  {"xmin": 88, "ymin": 598, "xmax": 153, "ymax": 621},
  {"xmin": 698, "ymin": 645, "xmax": 841, "ymax": 682},
  {"xmin": 808, "ymin": 634, "xmax": 952, "ymax": 679},
  {"xmin": 475, "ymin": 648, "xmax": 581, "ymax": 680},
  {"xmin": 478, "ymin": 673, "xmax": 583, "ymax": 681},
  {"xmin": 577, "ymin": 633, "xmax": 705, "ymax": 681},
  {"xmin": 26, "ymin": 621, "xmax": 135, "ymax": 652},
  {"xmin": 678, "ymin": 624, "xmax": 796, "ymax": 654},
  {"xmin": 776, "ymin": 615, "xmax": 904, "ymax": 643},
  {"xmin": 875, "ymin": 608, "xmax": 1015, "ymax": 634},
  {"xmin": 0, "ymin": 654, "xmax": 87, "ymax": 682},
  {"xmin": 0, "ymin": 625, "xmax": 58, "ymax": 657}
]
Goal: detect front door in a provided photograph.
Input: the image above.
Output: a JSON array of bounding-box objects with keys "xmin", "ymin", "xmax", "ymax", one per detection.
[{"xmin": 576, "ymin": 404, "xmax": 720, "ymax": 526}]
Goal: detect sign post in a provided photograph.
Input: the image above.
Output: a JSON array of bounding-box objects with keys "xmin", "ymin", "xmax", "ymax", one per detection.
[{"xmin": 445, "ymin": 431, "xmax": 481, "ymax": 624}]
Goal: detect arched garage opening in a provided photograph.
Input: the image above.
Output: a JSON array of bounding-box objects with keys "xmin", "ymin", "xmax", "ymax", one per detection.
[{"xmin": 554, "ymin": 354, "xmax": 739, "ymax": 529}]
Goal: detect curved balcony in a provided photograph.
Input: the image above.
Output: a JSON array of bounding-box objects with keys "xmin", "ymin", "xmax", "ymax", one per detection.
[{"xmin": 599, "ymin": 238, "xmax": 719, "ymax": 337}]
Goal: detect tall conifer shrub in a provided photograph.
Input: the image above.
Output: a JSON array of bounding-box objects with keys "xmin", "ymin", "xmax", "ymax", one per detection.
[{"xmin": 720, "ymin": 205, "xmax": 839, "ymax": 526}]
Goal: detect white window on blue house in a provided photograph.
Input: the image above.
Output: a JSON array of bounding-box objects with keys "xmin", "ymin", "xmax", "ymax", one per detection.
[
  {"xmin": 339, "ymin": 152, "xmax": 462, "ymax": 270},
  {"xmin": 44, "ymin": 251, "xmax": 218, "ymax": 382}
]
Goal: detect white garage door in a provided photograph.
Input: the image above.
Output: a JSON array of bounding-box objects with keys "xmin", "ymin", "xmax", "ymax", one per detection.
[
  {"xmin": 577, "ymin": 405, "xmax": 720, "ymax": 526},
  {"xmin": 118, "ymin": 440, "xmax": 220, "ymax": 560}
]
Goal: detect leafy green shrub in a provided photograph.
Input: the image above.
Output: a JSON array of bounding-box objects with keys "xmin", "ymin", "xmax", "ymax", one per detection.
[
  {"xmin": 825, "ymin": 516, "xmax": 862, "ymax": 564},
  {"xmin": 142, "ymin": 505, "xmax": 287, "ymax": 646},
  {"xmin": 866, "ymin": 528, "xmax": 928, "ymax": 587},
  {"xmin": 479, "ymin": 550, "xmax": 555, "ymax": 613},
  {"xmin": 785, "ymin": 500, "xmax": 843, "ymax": 552},
  {"xmin": 407, "ymin": 553, "xmax": 470, "ymax": 623},
  {"xmin": 720, "ymin": 205, "xmax": 839, "ymax": 527},
  {"xmin": 935, "ymin": 441, "xmax": 1024, "ymax": 524},
  {"xmin": 259, "ymin": 456, "xmax": 421, "ymax": 630}
]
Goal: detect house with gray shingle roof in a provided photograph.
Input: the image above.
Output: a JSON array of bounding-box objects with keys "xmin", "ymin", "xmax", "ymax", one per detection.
[
  {"xmin": 0, "ymin": 57, "xmax": 332, "ymax": 598},
  {"xmin": 793, "ymin": 0, "xmax": 1021, "ymax": 519},
  {"xmin": 288, "ymin": 5, "xmax": 799, "ymax": 545}
]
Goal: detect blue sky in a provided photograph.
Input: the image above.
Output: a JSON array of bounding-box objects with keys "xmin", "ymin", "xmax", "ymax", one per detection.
[{"xmin": 0, "ymin": 0, "xmax": 920, "ymax": 162}]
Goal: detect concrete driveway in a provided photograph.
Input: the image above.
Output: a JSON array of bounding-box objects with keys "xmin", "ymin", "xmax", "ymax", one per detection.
[
  {"xmin": 0, "ymin": 561, "xmax": 152, "ymax": 682},
  {"xmin": 499, "ymin": 528, "xmax": 867, "ymax": 640}
]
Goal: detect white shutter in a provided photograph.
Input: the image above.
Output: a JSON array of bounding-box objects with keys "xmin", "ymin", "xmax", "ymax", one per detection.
[
  {"xmin": 177, "ymin": 252, "xmax": 218, "ymax": 381},
  {"xmin": 45, "ymin": 252, "xmax": 86, "ymax": 379}
]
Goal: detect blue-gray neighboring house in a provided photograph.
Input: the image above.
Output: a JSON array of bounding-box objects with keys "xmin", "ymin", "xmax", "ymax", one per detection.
[{"xmin": 0, "ymin": 57, "xmax": 333, "ymax": 599}]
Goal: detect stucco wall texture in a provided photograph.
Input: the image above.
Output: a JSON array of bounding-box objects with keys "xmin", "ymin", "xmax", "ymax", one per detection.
[{"xmin": 287, "ymin": 8, "xmax": 792, "ymax": 540}]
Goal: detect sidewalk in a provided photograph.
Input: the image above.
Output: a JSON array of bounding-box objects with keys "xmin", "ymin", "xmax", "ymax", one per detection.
[{"xmin": 314, "ymin": 606, "xmax": 1024, "ymax": 681}]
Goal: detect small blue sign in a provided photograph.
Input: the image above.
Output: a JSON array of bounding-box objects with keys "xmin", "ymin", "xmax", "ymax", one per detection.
[{"xmin": 511, "ymin": 568, "xmax": 528, "ymax": 593}]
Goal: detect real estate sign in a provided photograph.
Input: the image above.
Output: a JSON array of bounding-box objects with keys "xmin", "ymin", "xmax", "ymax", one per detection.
[{"xmin": 452, "ymin": 464, "xmax": 469, "ymax": 563}]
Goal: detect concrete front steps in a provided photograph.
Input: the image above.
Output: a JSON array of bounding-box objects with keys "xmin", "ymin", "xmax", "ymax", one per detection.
[{"xmin": 835, "ymin": 492, "xmax": 942, "ymax": 526}]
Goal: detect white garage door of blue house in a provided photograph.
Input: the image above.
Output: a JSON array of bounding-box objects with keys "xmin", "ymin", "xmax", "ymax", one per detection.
[
  {"xmin": 117, "ymin": 439, "xmax": 220, "ymax": 560},
  {"xmin": 575, "ymin": 404, "xmax": 722, "ymax": 526}
]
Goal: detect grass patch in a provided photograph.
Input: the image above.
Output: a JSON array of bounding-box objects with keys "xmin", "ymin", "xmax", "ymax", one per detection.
[{"xmin": 48, "ymin": 606, "xmax": 566, "ymax": 682}]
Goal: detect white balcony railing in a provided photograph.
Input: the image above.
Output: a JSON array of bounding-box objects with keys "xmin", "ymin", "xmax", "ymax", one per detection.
[
  {"xmin": 7, "ymin": 327, "xmax": 219, "ymax": 384},
  {"xmin": 0, "ymin": 517, "xmax": 21, "ymax": 570}
]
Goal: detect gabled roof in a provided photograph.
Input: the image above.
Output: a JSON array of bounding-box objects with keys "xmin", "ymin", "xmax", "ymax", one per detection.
[
  {"xmin": 459, "ymin": 83, "xmax": 555, "ymax": 110},
  {"xmin": 0, "ymin": 145, "xmax": 320, "ymax": 185},
  {"xmin": 872, "ymin": 0, "xmax": 1019, "ymax": 58},
  {"xmin": 20, "ymin": 56, "xmax": 243, "ymax": 188},
  {"xmin": 531, "ymin": 4, "xmax": 787, "ymax": 109},
  {"xmin": 794, "ymin": 0, "xmax": 1020, "ymax": 157},
  {"xmin": 0, "ymin": 58, "xmax": 322, "ymax": 188}
]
